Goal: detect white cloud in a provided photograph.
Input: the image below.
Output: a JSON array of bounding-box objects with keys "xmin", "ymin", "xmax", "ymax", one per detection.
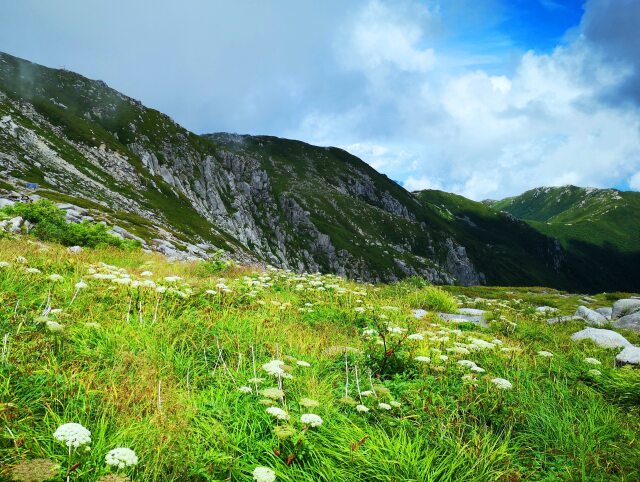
[
  {"xmin": 339, "ymin": 0, "xmax": 436, "ymax": 74},
  {"xmin": 403, "ymin": 175, "xmax": 445, "ymax": 192},
  {"xmin": 630, "ymin": 172, "xmax": 640, "ymax": 191},
  {"xmin": 293, "ymin": 0, "xmax": 640, "ymax": 200}
]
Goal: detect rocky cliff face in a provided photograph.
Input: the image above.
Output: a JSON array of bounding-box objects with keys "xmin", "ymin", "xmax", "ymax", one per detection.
[{"xmin": 6, "ymin": 51, "xmax": 617, "ymax": 290}]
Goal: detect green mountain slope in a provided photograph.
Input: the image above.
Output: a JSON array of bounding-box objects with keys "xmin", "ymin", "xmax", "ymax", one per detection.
[
  {"xmin": 1, "ymin": 51, "xmax": 638, "ymax": 291},
  {"xmin": 490, "ymin": 186, "xmax": 640, "ymax": 252}
]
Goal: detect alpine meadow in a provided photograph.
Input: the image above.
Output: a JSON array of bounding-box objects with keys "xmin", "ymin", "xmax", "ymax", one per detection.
[{"xmin": 1, "ymin": 1, "xmax": 640, "ymax": 481}]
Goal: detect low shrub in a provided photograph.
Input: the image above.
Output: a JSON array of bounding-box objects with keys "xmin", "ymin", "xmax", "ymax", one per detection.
[{"xmin": 1, "ymin": 200, "xmax": 140, "ymax": 249}]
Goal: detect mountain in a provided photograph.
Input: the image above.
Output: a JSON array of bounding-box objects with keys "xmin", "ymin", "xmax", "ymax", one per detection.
[
  {"xmin": 0, "ymin": 51, "xmax": 637, "ymax": 291},
  {"xmin": 489, "ymin": 186, "xmax": 640, "ymax": 253},
  {"xmin": 486, "ymin": 186, "xmax": 640, "ymax": 290}
]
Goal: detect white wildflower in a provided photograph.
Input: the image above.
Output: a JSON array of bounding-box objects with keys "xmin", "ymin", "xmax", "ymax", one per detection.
[
  {"xmin": 360, "ymin": 390, "xmax": 373, "ymax": 397},
  {"xmin": 25, "ymin": 267, "xmax": 41, "ymax": 274},
  {"xmin": 74, "ymin": 280, "xmax": 88, "ymax": 290},
  {"xmin": 0, "ymin": 261, "xmax": 10, "ymax": 268},
  {"xmin": 238, "ymin": 386, "xmax": 253, "ymax": 394},
  {"xmin": 588, "ymin": 369, "xmax": 602, "ymax": 376},
  {"xmin": 164, "ymin": 276, "xmax": 181, "ymax": 283},
  {"xmin": 105, "ymin": 447, "xmax": 138, "ymax": 469},
  {"xmin": 583, "ymin": 357, "xmax": 602, "ymax": 365},
  {"xmin": 407, "ymin": 333, "xmax": 424, "ymax": 341},
  {"xmin": 354, "ymin": 307, "xmax": 365, "ymax": 313},
  {"xmin": 300, "ymin": 413, "xmax": 323, "ymax": 427},
  {"xmin": 389, "ymin": 401, "xmax": 401, "ymax": 408},
  {"xmin": 414, "ymin": 356, "xmax": 431, "ymax": 363},
  {"xmin": 490, "ymin": 378, "xmax": 513, "ymax": 390},
  {"xmin": 15, "ymin": 256, "xmax": 27, "ymax": 264},
  {"xmin": 53, "ymin": 423, "xmax": 91, "ymax": 448},
  {"xmin": 266, "ymin": 406, "xmax": 289, "ymax": 420},
  {"xmin": 457, "ymin": 360, "xmax": 477, "ymax": 369},
  {"xmin": 537, "ymin": 351, "xmax": 554, "ymax": 357},
  {"xmin": 252, "ymin": 466, "xmax": 276, "ymax": 482},
  {"xmin": 355, "ymin": 404, "xmax": 369, "ymax": 413},
  {"xmin": 296, "ymin": 360, "xmax": 311, "ymax": 367},
  {"xmin": 140, "ymin": 271, "xmax": 153, "ymax": 277},
  {"xmin": 378, "ymin": 402, "xmax": 392, "ymax": 410}
]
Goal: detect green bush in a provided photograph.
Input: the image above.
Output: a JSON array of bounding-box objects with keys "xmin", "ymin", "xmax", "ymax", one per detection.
[{"xmin": 1, "ymin": 200, "xmax": 140, "ymax": 249}]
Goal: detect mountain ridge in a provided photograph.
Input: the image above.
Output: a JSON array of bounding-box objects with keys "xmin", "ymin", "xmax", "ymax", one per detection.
[{"xmin": 1, "ymin": 51, "xmax": 638, "ymax": 291}]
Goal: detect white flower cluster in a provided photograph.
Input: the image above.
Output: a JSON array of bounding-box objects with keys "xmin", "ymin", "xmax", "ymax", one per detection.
[
  {"xmin": 253, "ymin": 466, "xmax": 276, "ymax": 482},
  {"xmin": 490, "ymin": 378, "xmax": 513, "ymax": 390},
  {"xmin": 53, "ymin": 423, "xmax": 92, "ymax": 448},
  {"xmin": 262, "ymin": 360, "xmax": 292, "ymax": 379},
  {"xmin": 266, "ymin": 407, "xmax": 289, "ymax": 420},
  {"xmin": 300, "ymin": 413, "xmax": 323, "ymax": 427},
  {"xmin": 105, "ymin": 447, "xmax": 139, "ymax": 468}
]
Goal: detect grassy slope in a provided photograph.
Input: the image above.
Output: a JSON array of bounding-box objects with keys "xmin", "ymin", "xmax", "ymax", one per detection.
[
  {"xmin": 491, "ymin": 186, "xmax": 640, "ymax": 253},
  {"xmin": 1, "ymin": 237, "xmax": 640, "ymax": 481}
]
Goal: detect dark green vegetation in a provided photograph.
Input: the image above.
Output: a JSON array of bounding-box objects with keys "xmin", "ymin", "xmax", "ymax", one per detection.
[
  {"xmin": 1, "ymin": 237, "xmax": 640, "ymax": 481},
  {"xmin": 486, "ymin": 186, "xmax": 640, "ymax": 292},
  {"xmin": 1, "ymin": 200, "xmax": 140, "ymax": 249},
  {"xmin": 1, "ymin": 51, "xmax": 638, "ymax": 292}
]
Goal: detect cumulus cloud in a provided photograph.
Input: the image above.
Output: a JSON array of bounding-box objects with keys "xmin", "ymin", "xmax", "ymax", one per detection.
[
  {"xmin": 3, "ymin": 0, "xmax": 638, "ymax": 200},
  {"xmin": 630, "ymin": 172, "xmax": 640, "ymax": 191},
  {"xmin": 293, "ymin": 0, "xmax": 640, "ymax": 200}
]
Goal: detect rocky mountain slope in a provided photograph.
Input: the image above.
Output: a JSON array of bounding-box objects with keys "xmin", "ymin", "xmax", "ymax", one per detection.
[{"xmin": 0, "ymin": 51, "xmax": 637, "ymax": 291}]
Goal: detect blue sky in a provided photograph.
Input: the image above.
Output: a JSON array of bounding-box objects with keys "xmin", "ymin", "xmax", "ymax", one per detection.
[{"xmin": 1, "ymin": 0, "xmax": 639, "ymax": 199}]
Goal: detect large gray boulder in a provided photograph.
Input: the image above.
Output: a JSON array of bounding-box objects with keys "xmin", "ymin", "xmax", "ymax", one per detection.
[
  {"xmin": 458, "ymin": 308, "xmax": 486, "ymax": 316},
  {"xmin": 616, "ymin": 346, "xmax": 640, "ymax": 365},
  {"xmin": 575, "ymin": 306, "xmax": 608, "ymax": 327},
  {"xmin": 8, "ymin": 216, "xmax": 23, "ymax": 233},
  {"xmin": 612, "ymin": 299, "xmax": 640, "ymax": 319},
  {"xmin": 0, "ymin": 198, "xmax": 15, "ymax": 209},
  {"xmin": 570, "ymin": 328, "xmax": 632, "ymax": 349},
  {"xmin": 594, "ymin": 307, "xmax": 612, "ymax": 319},
  {"xmin": 536, "ymin": 306, "xmax": 558, "ymax": 313},
  {"xmin": 612, "ymin": 312, "xmax": 640, "ymax": 332}
]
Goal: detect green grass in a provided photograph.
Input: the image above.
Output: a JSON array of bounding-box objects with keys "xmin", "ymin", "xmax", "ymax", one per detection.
[{"xmin": 1, "ymin": 237, "xmax": 639, "ymax": 481}]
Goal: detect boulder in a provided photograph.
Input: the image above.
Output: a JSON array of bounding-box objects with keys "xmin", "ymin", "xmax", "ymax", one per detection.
[
  {"xmin": 594, "ymin": 307, "xmax": 612, "ymax": 319},
  {"xmin": 575, "ymin": 306, "xmax": 608, "ymax": 327},
  {"xmin": 8, "ymin": 216, "xmax": 23, "ymax": 233},
  {"xmin": 612, "ymin": 312, "xmax": 640, "ymax": 332},
  {"xmin": 458, "ymin": 308, "xmax": 486, "ymax": 316},
  {"xmin": 412, "ymin": 309, "xmax": 428, "ymax": 319},
  {"xmin": 570, "ymin": 328, "xmax": 632, "ymax": 349},
  {"xmin": 612, "ymin": 299, "xmax": 640, "ymax": 319},
  {"xmin": 67, "ymin": 246, "xmax": 83, "ymax": 253},
  {"xmin": 547, "ymin": 315, "xmax": 582, "ymax": 324},
  {"xmin": 0, "ymin": 198, "xmax": 15, "ymax": 209},
  {"xmin": 616, "ymin": 346, "xmax": 640, "ymax": 365},
  {"xmin": 536, "ymin": 306, "xmax": 558, "ymax": 313}
]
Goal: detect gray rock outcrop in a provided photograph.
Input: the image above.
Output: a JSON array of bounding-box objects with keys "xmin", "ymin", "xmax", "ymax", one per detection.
[
  {"xmin": 612, "ymin": 299, "xmax": 640, "ymax": 319},
  {"xmin": 575, "ymin": 306, "xmax": 608, "ymax": 327},
  {"xmin": 612, "ymin": 312, "xmax": 640, "ymax": 332},
  {"xmin": 616, "ymin": 346, "xmax": 640, "ymax": 365},
  {"xmin": 570, "ymin": 328, "xmax": 632, "ymax": 349}
]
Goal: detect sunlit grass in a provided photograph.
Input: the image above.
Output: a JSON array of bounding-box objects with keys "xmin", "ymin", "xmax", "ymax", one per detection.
[{"xmin": 1, "ymin": 238, "xmax": 639, "ymax": 481}]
